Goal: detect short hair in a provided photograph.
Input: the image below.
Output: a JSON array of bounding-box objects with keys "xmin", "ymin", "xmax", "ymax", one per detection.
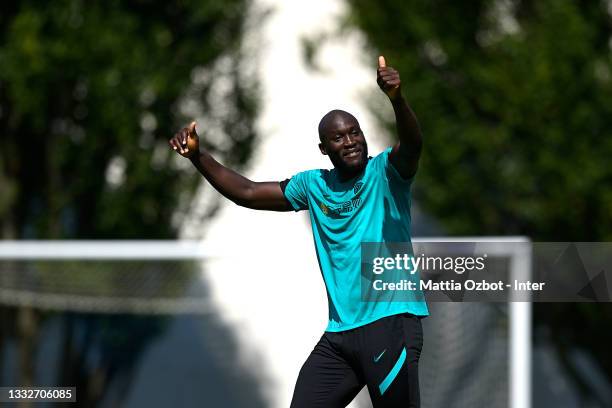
[{"xmin": 318, "ymin": 110, "xmax": 358, "ymax": 141}]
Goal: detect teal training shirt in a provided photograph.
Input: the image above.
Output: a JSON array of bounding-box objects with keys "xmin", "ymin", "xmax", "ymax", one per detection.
[{"xmin": 283, "ymin": 147, "xmax": 429, "ymax": 332}]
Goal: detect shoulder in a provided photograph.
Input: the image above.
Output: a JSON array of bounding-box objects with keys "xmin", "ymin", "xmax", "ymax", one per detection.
[
  {"xmin": 366, "ymin": 148, "xmax": 393, "ymax": 172},
  {"xmin": 284, "ymin": 169, "xmax": 328, "ymax": 193},
  {"xmin": 368, "ymin": 148, "xmax": 415, "ymax": 184},
  {"xmin": 289, "ymin": 168, "xmax": 327, "ymax": 183}
]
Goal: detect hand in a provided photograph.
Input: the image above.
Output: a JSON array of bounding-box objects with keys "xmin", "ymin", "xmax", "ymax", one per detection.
[
  {"xmin": 168, "ymin": 121, "xmax": 199, "ymax": 158},
  {"xmin": 377, "ymin": 56, "xmax": 401, "ymax": 101}
]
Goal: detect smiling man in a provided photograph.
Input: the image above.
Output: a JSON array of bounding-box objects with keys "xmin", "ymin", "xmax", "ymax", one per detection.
[{"xmin": 169, "ymin": 56, "xmax": 428, "ymax": 407}]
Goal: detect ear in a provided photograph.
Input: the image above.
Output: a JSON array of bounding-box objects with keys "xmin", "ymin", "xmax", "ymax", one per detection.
[{"xmin": 319, "ymin": 142, "xmax": 327, "ymax": 155}]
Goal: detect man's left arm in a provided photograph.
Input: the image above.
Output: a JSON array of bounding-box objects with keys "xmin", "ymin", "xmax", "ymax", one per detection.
[{"xmin": 377, "ymin": 56, "xmax": 423, "ymax": 180}]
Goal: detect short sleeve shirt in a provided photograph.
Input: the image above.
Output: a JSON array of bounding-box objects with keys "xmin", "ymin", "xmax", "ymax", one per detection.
[{"xmin": 284, "ymin": 147, "xmax": 429, "ymax": 332}]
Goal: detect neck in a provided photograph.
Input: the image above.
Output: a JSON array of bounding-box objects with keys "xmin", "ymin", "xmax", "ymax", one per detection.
[{"xmin": 337, "ymin": 165, "xmax": 364, "ymax": 182}]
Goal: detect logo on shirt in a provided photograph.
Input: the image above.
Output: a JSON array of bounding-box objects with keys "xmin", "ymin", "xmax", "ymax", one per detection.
[
  {"xmin": 319, "ymin": 202, "xmax": 330, "ymax": 215},
  {"xmin": 318, "ymin": 182, "xmax": 365, "ymax": 218}
]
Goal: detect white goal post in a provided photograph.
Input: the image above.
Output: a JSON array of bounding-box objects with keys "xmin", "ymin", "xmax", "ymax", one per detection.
[{"xmin": 0, "ymin": 237, "xmax": 531, "ymax": 408}]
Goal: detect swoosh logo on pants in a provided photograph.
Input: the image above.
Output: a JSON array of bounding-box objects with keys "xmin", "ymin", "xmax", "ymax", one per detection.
[{"xmin": 373, "ymin": 349, "xmax": 386, "ymax": 363}]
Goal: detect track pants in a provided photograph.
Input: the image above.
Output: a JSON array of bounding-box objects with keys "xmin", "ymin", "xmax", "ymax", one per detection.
[{"xmin": 290, "ymin": 313, "xmax": 424, "ymax": 408}]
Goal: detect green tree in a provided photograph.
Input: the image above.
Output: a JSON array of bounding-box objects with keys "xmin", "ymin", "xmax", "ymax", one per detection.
[
  {"xmin": 343, "ymin": 0, "xmax": 612, "ymax": 397},
  {"xmin": 0, "ymin": 0, "xmax": 260, "ymax": 405},
  {"xmin": 345, "ymin": 0, "xmax": 611, "ymax": 239},
  {"xmin": 1, "ymin": 0, "xmax": 258, "ymax": 239}
]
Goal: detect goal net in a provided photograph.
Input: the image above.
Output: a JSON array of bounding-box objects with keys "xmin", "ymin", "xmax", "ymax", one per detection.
[{"xmin": 0, "ymin": 238, "xmax": 531, "ymax": 408}]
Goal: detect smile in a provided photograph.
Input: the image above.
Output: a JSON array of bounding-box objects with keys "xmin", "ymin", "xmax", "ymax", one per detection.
[{"xmin": 344, "ymin": 149, "xmax": 361, "ymax": 158}]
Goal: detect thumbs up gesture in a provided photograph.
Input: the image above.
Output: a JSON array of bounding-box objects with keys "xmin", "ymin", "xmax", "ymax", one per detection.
[
  {"xmin": 169, "ymin": 121, "xmax": 200, "ymax": 158},
  {"xmin": 377, "ymin": 56, "xmax": 401, "ymax": 101}
]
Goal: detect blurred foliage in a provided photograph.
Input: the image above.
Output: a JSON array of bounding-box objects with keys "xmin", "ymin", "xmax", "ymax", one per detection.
[
  {"xmin": 0, "ymin": 0, "xmax": 259, "ymax": 239},
  {"xmin": 0, "ymin": 0, "xmax": 259, "ymax": 404},
  {"xmin": 344, "ymin": 0, "xmax": 612, "ymax": 394},
  {"xmin": 345, "ymin": 0, "xmax": 612, "ymax": 239}
]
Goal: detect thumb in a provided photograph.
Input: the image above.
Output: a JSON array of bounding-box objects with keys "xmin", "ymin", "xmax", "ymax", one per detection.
[
  {"xmin": 189, "ymin": 121, "xmax": 197, "ymax": 137},
  {"xmin": 378, "ymin": 55, "xmax": 386, "ymax": 68}
]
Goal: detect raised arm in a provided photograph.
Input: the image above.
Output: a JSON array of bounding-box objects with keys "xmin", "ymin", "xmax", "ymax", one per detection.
[
  {"xmin": 377, "ymin": 56, "xmax": 423, "ymax": 179},
  {"xmin": 168, "ymin": 122, "xmax": 292, "ymax": 211}
]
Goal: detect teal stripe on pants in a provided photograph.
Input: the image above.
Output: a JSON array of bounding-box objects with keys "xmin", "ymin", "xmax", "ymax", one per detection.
[{"xmin": 379, "ymin": 347, "xmax": 407, "ymax": 395}]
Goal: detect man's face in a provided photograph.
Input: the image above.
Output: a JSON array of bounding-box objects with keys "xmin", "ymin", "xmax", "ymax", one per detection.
[{"xmin": 319, "ymin": 113, "xmax": 368, "ymax": 175}]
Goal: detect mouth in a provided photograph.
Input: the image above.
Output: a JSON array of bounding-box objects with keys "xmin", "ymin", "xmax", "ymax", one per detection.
[{"xmin": 343, "ymin": 148, "xmax": 361, "ymax": 158}]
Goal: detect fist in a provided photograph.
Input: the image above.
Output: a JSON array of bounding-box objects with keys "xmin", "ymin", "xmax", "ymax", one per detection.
[
  {"xmin": 169, "ymin": 121, "xmax": 199, "ymax": 158},
  {"xmin": 377, "ymin": 56, "xmax": 401, "ymax": 101}
]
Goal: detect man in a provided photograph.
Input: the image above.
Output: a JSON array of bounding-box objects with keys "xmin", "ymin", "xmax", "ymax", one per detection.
[{"xmin": 169, "ymin": 56, "xmax": 428, "ymax": 407}]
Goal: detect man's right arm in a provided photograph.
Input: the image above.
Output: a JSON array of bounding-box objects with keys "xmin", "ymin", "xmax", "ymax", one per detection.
[{"xmin": 169, "ymin": 122, "xmax": 293, "ymax": 212}]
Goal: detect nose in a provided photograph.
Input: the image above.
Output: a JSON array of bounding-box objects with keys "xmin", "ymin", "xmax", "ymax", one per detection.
[{"xmin": 343, "ymin": 134, "xmax": 357, "ymax": 146}]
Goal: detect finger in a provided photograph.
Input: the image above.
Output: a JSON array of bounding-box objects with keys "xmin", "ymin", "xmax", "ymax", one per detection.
[
  {"xmin": 181, "ymin": 129, "xmax": 189, "ymax": 146},
  {"xmin": 169, "ymin": 139, "xmax": 179, "ymax": 151},
  {"xmin": 175, "ymin": 138, "xmax": 185, "ymax": 154},
  {"xmin": 384, "ymin": 79, "xmax": 400, "ymax": 87},
  {"xmin": 189, "ymin": 121, "xmax": 197, "ymax": 137},
  {"xmin": 378, "ymin": 55, "xmax": 386, "ymax": 68},
  {"xmin": 381, "ymin": 79, "xmax": 399, "ymax": 86},
  {"xmin": 177, "ymin": 133, "xmax": 187, "ymax": 153},
  {"xmin": 381, "ymin": 68, "xmax": 397, "ymax": 75},
  {"xmin": 172, "ymin": 134, "xmax": 180, "ymax": 148},
  {"xmin": 381, "ymin": 74, "xmax": 399, "ymax": 80}
]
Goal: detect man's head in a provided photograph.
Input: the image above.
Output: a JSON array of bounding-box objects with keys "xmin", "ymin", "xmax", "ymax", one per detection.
[{"xmin": 318, "ymin": 110, "xmax": 368, "ymax": 178}]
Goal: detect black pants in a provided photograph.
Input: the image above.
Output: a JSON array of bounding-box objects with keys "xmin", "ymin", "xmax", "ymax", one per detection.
[{"xmin": 290, "ymin": 313, "xmax": 424, "ymax": 408}]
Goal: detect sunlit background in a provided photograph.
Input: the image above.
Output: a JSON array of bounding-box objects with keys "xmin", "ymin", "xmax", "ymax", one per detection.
[{"xmin": 1, "ymin": 0, "xmax": 611, "ymax": 407}]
